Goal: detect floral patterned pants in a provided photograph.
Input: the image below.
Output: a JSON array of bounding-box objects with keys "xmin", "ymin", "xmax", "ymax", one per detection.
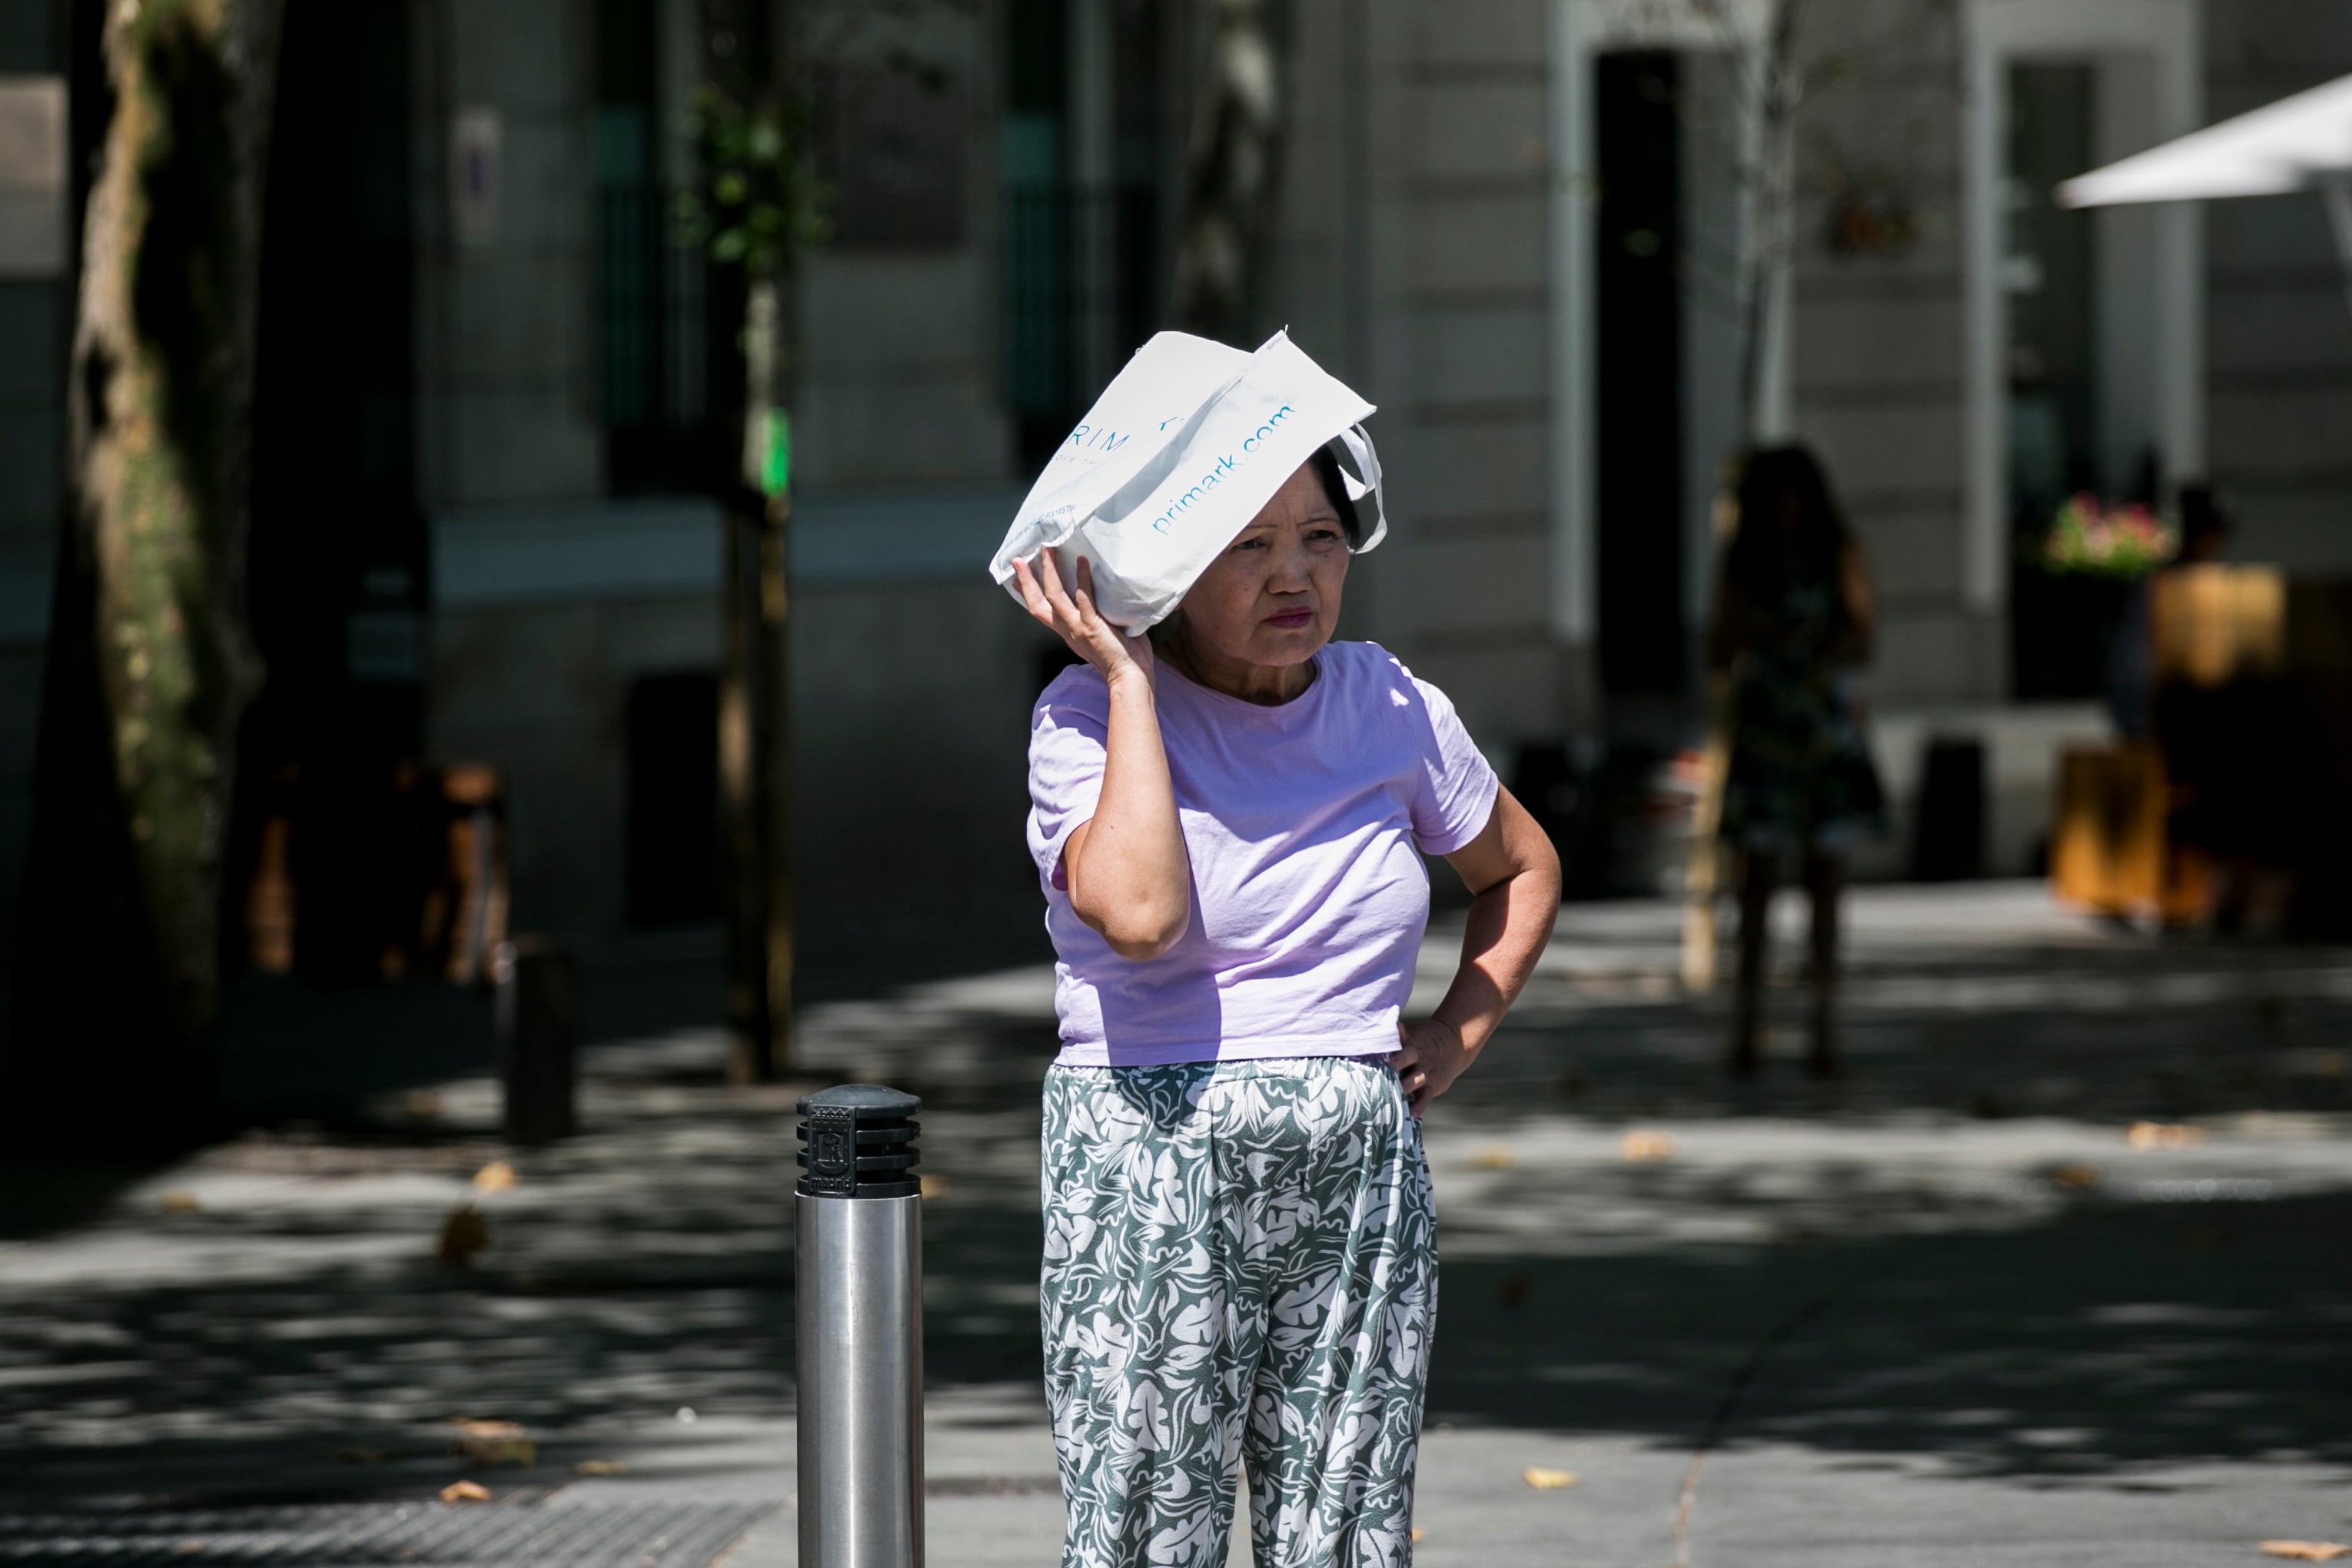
[{"xmin": 1040, "ymin": 1056, "xmax": 1437, "ymax": 1568}]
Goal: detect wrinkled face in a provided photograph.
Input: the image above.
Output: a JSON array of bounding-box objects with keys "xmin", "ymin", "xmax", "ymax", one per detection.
[{"xmin": 1173, "ymin": 461, "xmax": 1350, "ymax": 669}]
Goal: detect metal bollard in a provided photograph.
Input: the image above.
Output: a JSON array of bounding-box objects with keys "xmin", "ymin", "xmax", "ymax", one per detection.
[
  {"xmin": 495, "ymin": 937, "xmax": 577, "ymax": 1145},
  {"xmin": 796, "ymin": 1085, "xmax": 924, "ymax": 1568}
]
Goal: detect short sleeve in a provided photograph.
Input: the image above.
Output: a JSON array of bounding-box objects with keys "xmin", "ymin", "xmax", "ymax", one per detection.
[
  {"xmin": 1027, "ymin": 668, "xmax": 1111, "ymax": 891},
  {"xmin": 1404, "ymin": 673, "xmax": 1500, "ymax": 855}
]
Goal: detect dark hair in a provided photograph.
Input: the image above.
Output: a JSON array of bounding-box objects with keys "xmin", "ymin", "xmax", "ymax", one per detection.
[
  {"xmin": 1726, "ymin": 443, "xmax": 1849, "ymax": 602},
  {"xmin": 1308, "ymin": 443, "xmax": 1365, "ymax": 548}
]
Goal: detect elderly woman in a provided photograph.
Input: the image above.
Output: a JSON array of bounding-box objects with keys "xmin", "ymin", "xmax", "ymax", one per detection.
[{"xmin": 1008, "ymin": 446, "xmax": 1561, "ymax": 1568}]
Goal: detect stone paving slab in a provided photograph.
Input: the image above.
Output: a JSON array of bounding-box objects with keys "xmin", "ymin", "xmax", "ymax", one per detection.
[{"xmin": 0, "ymin": 1499, "xmax": 772, "ymax": 1568}]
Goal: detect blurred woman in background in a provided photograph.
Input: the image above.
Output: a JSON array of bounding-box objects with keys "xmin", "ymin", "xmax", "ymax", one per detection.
[{"xmin": 1709, "ymin": 445, "xmax": 1884, "ymax": 1078}]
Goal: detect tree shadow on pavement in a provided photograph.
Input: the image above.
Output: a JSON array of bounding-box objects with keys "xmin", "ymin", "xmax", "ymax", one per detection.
[
  {"xmin": 1429, "ymin": 1188, "xmax": 2352, "ymax": 1482},
  {"xmin": 5, "ymin": 889, "xmax": 2350, "ymax": 1513},
  {"xmin": 5, "ymin": 1149, "xmax": 2343, "ymax": 1506}
]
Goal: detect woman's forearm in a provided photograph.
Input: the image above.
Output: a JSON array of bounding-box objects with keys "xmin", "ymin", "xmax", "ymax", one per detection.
[
  {"xmin": 1429, "ymin": 792, "xmax": 1561, "ymax": 1056},
  {"xmin": 1431, "ymin": 863, "xmax": 1556, "ymax": 1055},
  {"xmin": 1065, "ymin": 671, "xmax": 1192, "ymax": 958}
]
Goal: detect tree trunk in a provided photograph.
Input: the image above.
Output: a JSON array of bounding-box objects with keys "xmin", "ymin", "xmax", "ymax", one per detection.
[
  {"xmin": 720, "ymin": 274, "xmax": 792, "ymax": 1084},
  {"xmin": 696, "ymin": 0, "xmax": 801, "ymax": 1085},
  {"xmin": 1170, "ymin": 0, "xmax": 1294, "ymax": 344},
  {"xmin": 5, "ymin": 0, "xmax": 284, "ymax": 1150},
  {"xmin": 1686, "ymin": 0, "xmax": 1799, "ymax": 995}
]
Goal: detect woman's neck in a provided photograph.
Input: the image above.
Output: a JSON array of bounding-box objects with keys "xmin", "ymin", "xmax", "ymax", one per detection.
[{"xmin": 1163, "ymin": 621, "xmax": 1316, "ymax": 706}]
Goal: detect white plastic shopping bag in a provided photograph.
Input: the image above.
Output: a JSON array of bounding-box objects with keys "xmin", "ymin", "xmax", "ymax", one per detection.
[{"xmin": 987, "ymin": 330, "xmax": 1385, "ymax": 631}]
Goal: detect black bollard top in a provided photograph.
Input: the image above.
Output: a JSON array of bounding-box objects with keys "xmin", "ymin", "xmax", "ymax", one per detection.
[{"xmin": 796, "ymin": 1085, "xmax": 921, "ymax": 1199}]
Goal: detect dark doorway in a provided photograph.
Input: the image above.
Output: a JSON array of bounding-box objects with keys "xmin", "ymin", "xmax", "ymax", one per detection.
[
  {"xmin": 2005, "ymin": 61, "xmax": 2114, "ymax": 701},
  {"xmin": 234, "ymin": 3, "xmax": 423, "ymax": 984},
  {"xmin": 626, "ymin": 673, "xmax": 720, "ymax": 928},
  {"xmin": 245, "ymin": 2, "xmax": 420, "ymax": 778},
  {"xmin": 1594, "ymin": 51, "xmax": 1686, "ymax": 702}
]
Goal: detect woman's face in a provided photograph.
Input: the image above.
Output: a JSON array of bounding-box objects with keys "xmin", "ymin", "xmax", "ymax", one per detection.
[{"xmin": 1173, "ymin": 462, "xmax": 1350, "ymax": 670}]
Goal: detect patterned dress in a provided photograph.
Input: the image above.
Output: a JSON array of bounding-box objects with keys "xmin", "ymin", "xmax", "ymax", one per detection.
[
  {"xmin": 1718, "ymin": 566, "xmax": 1885, "ymax": 854},
  {"xmin": 1041, "ymin": 1058, "xmax": 1433, "ymax": 1568}
]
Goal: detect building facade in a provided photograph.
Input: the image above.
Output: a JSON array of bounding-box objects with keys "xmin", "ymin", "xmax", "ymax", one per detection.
[{"xmin": 0, "ymin": 0, "xmax": 2347, "ymax": 972}]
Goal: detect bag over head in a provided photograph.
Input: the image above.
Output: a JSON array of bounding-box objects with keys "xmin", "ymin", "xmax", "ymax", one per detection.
[{"xmin": 987, "ymin": 331, "xmax": 1384, "ymax": 632}]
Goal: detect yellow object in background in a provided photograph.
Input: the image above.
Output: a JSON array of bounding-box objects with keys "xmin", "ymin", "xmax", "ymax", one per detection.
[{"xmin": 2152, "ymin": 564, "xmax": 2284, "ymax": 688}]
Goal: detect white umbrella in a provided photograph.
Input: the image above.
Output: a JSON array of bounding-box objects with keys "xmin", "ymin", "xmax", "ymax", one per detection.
[{"xmin": 2058, "ymin": 71, "xmax": 2352, "ymax": 323}]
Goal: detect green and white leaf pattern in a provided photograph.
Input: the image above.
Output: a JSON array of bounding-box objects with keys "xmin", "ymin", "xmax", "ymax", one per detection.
[{"xmin": 1041, "ymin": 1057, "xmax": 1437, "ymax": 1567}]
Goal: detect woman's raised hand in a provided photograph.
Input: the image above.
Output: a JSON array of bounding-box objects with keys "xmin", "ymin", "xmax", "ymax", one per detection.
[{"xmin": 1012, "ymin": 548, "xmax": 1155, "ymax": 689}]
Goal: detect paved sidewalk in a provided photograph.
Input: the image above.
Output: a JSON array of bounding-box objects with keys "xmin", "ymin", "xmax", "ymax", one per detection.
[{"xmin": 2, "ymin": 883, "xmax": 2349, "ymax": 1566}]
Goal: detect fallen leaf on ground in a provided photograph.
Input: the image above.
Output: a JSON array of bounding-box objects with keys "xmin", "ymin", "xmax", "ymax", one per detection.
[
  {"xmin": 2049, "ymin": 1162, "xmax": 2101, "ymax": 1190},
  {"xmin": 2127, "ymin": 1121, "xmax": 2207, "ymax": 1149},
  {"xmin": 160, "ymin": 1190, "xmax": 202, "ymax": 1213},
  {"xmin": 330, "ymin": 1447, "xmax": 399, "ymax": 1464},
  {"xmin": 174, "ymin": 1541, "xmax": 204, "ymax": 1554},
  {"xmin": 919, "ymin": 1175, "xmax": 952, "ymax": 1199},
  {"xmin": 450, "ymin": 1420, "xmax": 535, "ymax": 1467},
  {"xmin": 472, "ymin": 1161, "xmax": 517, "ymax": 1194},
  {"xmin": 1622, "ymin": 1130, "xmax": 1676, "ymax": 1163},
  {"xmin": 2262, "ymin": 1543, "xmax": 2351, "ymax": 1561},
  {"xmin": 406, "ymin": 1091, "xmax": 444, "ymax": 1120},
  {"xmin": 1497, "ymin": 1274, "xmax": 1533, "ymax": 1309},
  {"xmin": 439, "ymin": 1480, "xmax": 490, "ymax": 1503},
  {"xmin": 1470, "ymin": 1147, "xmax": 1517, "ymax": 1171},
  {"xmin": 437, "ymin": 1204, "xmax": 490, "ymax": 1266},
  {"xmin": 1522, "ymin": 1467, "xmax": 1580, "ymax": 1490},
  {"xmin": 573, "ymin": 1460, "xmax": 626, "ymax": 1477}
]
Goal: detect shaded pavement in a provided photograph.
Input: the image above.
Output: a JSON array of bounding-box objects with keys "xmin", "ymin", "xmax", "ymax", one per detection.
[{"xmin": 2, "ymin": 883, "xmax": 2349, "ymax": 1565}]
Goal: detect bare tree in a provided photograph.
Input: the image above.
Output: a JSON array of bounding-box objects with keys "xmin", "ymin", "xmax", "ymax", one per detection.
[
  {"xmin": 5, "ymin": 0, "xmax": 286, "ymax": 1148},
  {"xmin": 686, "ymin": 0, "xmax": 947, "ymax": 1081},
  {"xmin": 1646, "ymin": 0, "xmax": 1938, "ymax": 982},
  {"xmin": 686, "ymin": 0, "xmax": 822, "ymax": 1084},
  {"xmin": 1667, "ymin": 0, "xmax": 1944, "ymax": 988},
  {"xmin": 1671, "ymin": 0, "xmax": 1806, "ymax": 992}
]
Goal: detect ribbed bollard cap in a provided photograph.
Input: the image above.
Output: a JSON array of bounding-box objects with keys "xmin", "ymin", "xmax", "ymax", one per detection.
[{"xmin": 796, "ymin": 1084, "xmax": 921, "ymax": 1199}]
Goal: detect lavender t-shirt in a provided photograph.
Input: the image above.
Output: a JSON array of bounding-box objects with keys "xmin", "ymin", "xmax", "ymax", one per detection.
[{"xmin": 1026, "ymin": 640, "xmax": 1500, "ymax": 1068}]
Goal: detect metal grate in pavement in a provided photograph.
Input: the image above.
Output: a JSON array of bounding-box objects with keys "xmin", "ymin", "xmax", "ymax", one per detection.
[{"xmin": 0, "ymin": 1500, "xmax": 775, "ymax": 1568}]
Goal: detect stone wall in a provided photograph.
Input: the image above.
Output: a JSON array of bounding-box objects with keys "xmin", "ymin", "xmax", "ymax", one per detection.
[
  {"xmin": 1274, "ymin": 0, "xmax": 1560, "ymax": 754},
  {"xmin": 2205, "ymin": 1, "xmax": 2352, "ymax": 576},
  {"xmin": 410, "ymin": 0, "xmax": 605, "ymax": 508},
  {"xmin": 791, "ymin": 1, "xmax": 1008, "ymax": 489},
  {"xmin": 1785, "ymin": 0, "xmax": 1988, "ymax": 707},
  {"xmin": 426, "ymin": 490, "xmax": 1039, "ymax": 950}
]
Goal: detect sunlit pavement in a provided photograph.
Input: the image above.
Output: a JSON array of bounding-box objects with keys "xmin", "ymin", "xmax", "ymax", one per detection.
[{"xmin": 2, "ymin": 882, "xmax": 2348, "ymax": 1566}]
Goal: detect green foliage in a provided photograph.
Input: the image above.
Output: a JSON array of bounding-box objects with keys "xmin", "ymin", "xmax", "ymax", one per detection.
[
  {"xmin": 759, "ymin": 407, "xmax": 791, "ymax": 498},
  {"xmin": 677, "ymin": 84, "xmax": 829, "ymax": 279},
  {"xmin": 2037, "ymin": 494, "xmax": 2178, "ymax": 581}
]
